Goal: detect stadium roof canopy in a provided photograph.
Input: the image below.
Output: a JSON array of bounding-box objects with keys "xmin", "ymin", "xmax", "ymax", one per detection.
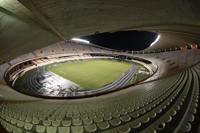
[{"xmin": 0, "ymin": 0, "xmax": 200, "ymax": 62}]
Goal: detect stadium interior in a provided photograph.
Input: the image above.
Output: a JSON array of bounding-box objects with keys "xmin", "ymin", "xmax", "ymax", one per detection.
[{"xmin": 0, "ymin": 0, "xmax": 200, "ymax": 133}]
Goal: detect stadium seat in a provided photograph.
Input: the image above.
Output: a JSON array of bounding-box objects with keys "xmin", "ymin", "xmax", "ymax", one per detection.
[
  {"xmin": 36, "ymin": 125, "xmax": 46, "ymax": 133},
  {"xmin": 71, "ymin": 126, "xmax": 84, "ymax": 133},
  {"xmin": 46, "ymin": 126, "xmax": 57, "ymax": 133},
  {"xmin": 84, "ymin": 124, "xmax": 97, "ymax": 132},
  {"xmin": 58, "ymin": 127, "xmax": 70, "ymax": 133}
]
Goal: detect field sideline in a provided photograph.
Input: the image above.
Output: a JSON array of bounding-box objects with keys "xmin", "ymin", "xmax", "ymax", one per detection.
[{"xmin": 47, "ymin": 59, "xmax": 132, "ymax": 89}]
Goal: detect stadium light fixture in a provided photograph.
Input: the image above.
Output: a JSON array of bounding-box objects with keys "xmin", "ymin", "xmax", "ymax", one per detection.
[
  {"xmin": 150, "ymin": 34, "xmax": 160, "ymax": 47},
  {"xmin": 71, "ymin": 37, "xmax": 90, "ymax": 44}
]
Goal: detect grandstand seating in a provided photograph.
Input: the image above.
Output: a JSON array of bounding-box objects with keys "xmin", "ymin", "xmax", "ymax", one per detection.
[
  {"xmin": 1, "ymin": 42, "xmax": 200, "ymax": 132},
  {"xmin": 9, "ymin": 53, "xmax": 35, "ymax": 66},
  {"xmin": 0, "ymin": 62, "xmax": 200, "ymax": 133},
  {"xmin": 0, "ymin": 63, "xmax": 10, "ymax": 80},
  {"xmin": 33, "ymin": 41, "xmax": 112, "ymax": 57}
]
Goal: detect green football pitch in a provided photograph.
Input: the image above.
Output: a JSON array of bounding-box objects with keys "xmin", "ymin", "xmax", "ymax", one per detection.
[{"xmin": 47, "ymin": 59, "xmax": 132, "ymax": 89}]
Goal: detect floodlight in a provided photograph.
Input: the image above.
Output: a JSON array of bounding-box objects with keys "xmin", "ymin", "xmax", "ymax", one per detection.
[
  {"xmin": 71, "ymin": 37, "xmax": 90, "ymax": 44},
  {"xmin": 150, "ymin": 35, "xmax": 160, "ymax": 46}
]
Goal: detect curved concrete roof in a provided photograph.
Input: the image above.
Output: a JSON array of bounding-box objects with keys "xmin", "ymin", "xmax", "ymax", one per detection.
[{"xmin": 0, "ymin": 0, "xmax": 200, "ymax": 62}]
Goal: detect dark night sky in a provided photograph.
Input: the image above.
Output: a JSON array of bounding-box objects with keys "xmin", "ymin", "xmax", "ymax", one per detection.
[{"xmin": 82, "ymin": 31, "xmax": 157, "ymax": 51}]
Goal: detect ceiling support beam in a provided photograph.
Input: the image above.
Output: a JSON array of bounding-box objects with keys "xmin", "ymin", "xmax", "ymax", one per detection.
[{"xmin": 18, "ymin": 0, "xmax": 66, "ymax": 41}]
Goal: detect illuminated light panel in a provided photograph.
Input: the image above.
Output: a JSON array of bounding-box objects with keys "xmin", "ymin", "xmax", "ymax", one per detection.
[
  {"xmin": 150, "ymin": 35, "xmax": 160, "ymax": 46},
  {"xmin": 71, "ymin": 38, "xmax": 90, "ymax": 44}
]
